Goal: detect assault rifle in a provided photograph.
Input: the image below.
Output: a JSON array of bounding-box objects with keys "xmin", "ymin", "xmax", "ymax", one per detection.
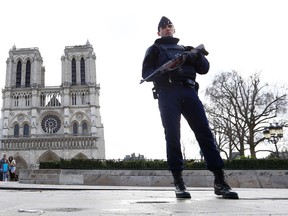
[{"xmin": 140, "ymin": 44, "xmax": 209, "ymax": 84}]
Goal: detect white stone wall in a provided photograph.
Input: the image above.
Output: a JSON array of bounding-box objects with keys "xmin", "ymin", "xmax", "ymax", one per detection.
[{"xmin": 19, "ymin": 169, "xmax": 288, "ymax": 188}]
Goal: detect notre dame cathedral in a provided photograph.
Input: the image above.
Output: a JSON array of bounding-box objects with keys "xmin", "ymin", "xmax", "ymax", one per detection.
[{"xmin": 0, "ymin": 41, "xmax": 105, "ymax": 170}]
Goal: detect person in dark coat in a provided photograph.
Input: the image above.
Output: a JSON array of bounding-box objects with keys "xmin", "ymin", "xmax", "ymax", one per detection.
[{"xmin": 142, "ymin": 16, "xmax": 238, "ymax": 199}]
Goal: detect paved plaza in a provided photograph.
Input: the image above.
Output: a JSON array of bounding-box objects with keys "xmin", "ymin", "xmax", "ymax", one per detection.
[{"xmin": 0, "ymin": 182, "xmax": 288, "ymax": 215}]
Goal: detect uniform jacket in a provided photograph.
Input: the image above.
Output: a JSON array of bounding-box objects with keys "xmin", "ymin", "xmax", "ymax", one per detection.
[{"xmin": 142, "ymin": 36, "xmax": 210, "ymax": 88}]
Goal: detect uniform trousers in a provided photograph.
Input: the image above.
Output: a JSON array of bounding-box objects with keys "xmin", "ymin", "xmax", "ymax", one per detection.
[{"xmin": 157, "ymin": 84, "xmax": 224, "ymax": 172}]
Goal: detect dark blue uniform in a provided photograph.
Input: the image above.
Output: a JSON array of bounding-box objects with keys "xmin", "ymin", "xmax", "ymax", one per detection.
[{"xmin": 142, "ymin": 36, "xmax": 224, "ymax": 172}]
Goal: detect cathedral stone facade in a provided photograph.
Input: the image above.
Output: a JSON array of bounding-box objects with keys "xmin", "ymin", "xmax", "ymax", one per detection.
[{"xmin": 0, "ymin": 41, "xmax": 105, "ymax": 170}]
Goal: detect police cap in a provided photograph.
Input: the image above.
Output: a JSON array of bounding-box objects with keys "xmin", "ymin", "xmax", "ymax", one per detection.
[{"xmin": 158, "ymin": 16, "xmax": 173, "ymax": 31}]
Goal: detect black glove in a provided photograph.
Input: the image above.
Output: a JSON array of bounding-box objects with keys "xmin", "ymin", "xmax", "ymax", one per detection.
[
  {"xmin": 184, "ymin": 46, "xmax": 194, "ymax": 51},
  {"xmin": 185, "ymin": 49, "xmax": 199, "ymax": 63}
]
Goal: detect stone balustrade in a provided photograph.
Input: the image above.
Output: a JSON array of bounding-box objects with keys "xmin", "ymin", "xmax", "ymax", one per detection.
[{"xmin": 1, "ymin": 136, "xmax": 98, "ymax": 150}]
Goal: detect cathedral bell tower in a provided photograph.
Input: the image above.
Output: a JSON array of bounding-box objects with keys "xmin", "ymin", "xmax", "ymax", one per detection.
[{"xmin": 5, "ymin": 45, "xmax": 45, "ymax": 89}]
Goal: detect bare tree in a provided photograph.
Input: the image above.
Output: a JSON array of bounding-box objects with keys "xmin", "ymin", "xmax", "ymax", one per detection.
[{"xmin": 204, "ymin": 71, "xmax": 287, "ymax": 158}]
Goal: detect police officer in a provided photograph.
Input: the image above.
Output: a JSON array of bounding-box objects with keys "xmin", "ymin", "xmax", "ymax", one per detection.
[{"xmin": 142, "ymin": 16, "xmax": 238, "ymax": 199}]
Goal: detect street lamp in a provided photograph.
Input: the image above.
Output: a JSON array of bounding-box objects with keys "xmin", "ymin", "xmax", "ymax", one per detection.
[{"xmin": 263, "ymin": 123, "xmax": 284, "ymax": 158}]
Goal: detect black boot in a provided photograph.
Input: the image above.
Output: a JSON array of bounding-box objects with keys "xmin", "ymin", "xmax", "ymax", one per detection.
[
  {"xmin": 172, "ymin": 171, "xmax": 191, "ymax": 199},
  {"xmin": 213, "ymin": 169, "xmax": 239, "ymax": 199}
]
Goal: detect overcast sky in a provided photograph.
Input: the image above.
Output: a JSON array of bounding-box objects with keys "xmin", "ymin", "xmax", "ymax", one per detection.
[{"xmin": 0, "ymin": 0, "xmax": 287, "ymax": 159}]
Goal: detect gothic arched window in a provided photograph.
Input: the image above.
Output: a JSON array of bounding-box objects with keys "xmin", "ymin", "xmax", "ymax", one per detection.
[
  {"xmin": 25, "ymin": 95, "xmax": 30, "ymax": 106},
  {"xmin": 23, "ymin": 124, "xmax": 30, "ymax": 137},
  {"xmin": 72, "ymin": 58, "xmax": 76, "ymax": 85},
  {"xmin": 73, "ymin": 122, "xmax": 78, "ymax": 135},
  {"xmin": 16, "ymin": 61, "xmax": 22, "ymax": 88},
  {"xmin": 25, "ymin": 60, "xmax": 31, "ymax": 87},
  {"xmin": 80, "ymin": 57, "xmax": 85, "ymax": 85},
  {"xmin": 14, "ymin": 124, "xmax": 20, "ymax": 137},
  {"xmin": 14, "ymin": 95, "xmax": 19, "ymax": 107},
  {"xmin": 82, "ymin": 122, "xmax": 88, "ymax": 135},
  {"xmin": 71, "ymin": 92, "xmax": 77, "ymax": 105}
]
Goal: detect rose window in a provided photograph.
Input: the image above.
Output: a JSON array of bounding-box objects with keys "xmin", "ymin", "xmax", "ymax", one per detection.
[{"xmin": 41, "ymin": 114, "xmax": 61, "ymax": 134}]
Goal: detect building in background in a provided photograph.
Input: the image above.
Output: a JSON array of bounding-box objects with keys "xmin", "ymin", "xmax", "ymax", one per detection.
[
  {"xmin": 124, "ymin": 153, "xmax": 145, "ymax": 160},
  {"xmin": 0, "ymin": 41, "xmax": 105, "ymax": 170}
]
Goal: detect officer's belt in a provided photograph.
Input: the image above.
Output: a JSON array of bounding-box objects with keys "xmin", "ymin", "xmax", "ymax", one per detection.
[{"xmin": 172, "ymin": 79, "xmax": 195, "ymax": 87}]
